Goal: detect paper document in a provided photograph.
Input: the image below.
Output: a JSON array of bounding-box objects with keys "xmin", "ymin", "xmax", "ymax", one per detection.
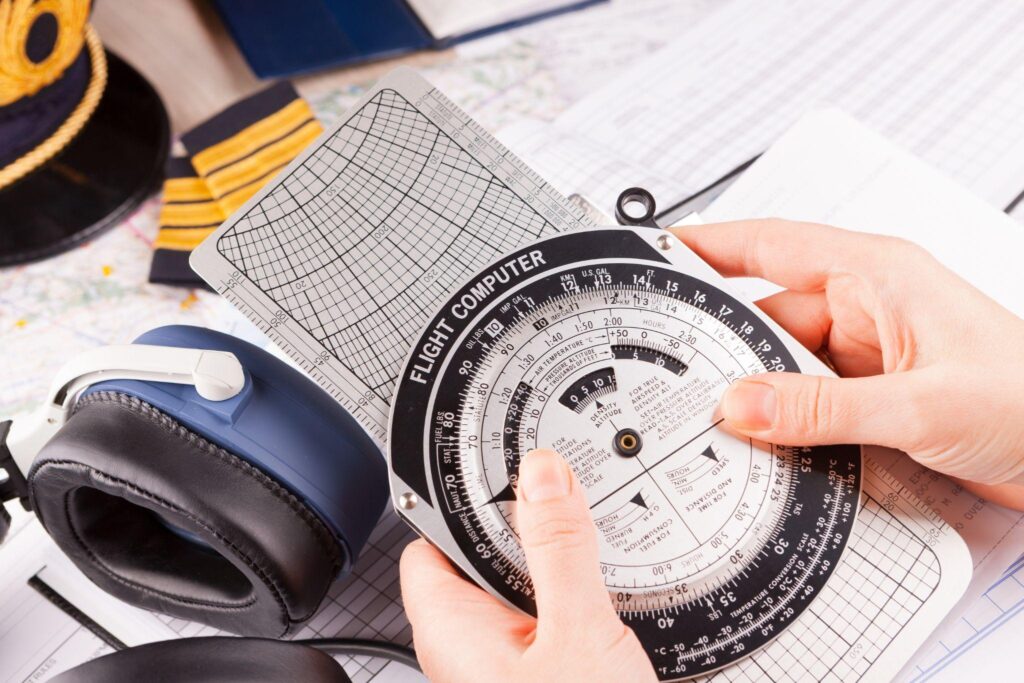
[
  {"xmin": 460, "ymin": 0, "xmax": 721, "ymax": 102},
  {"xmin": 407, "ymin": 0, "xmax": 590, "ymax": 41},
  {"xmin": 502, "ymin": 0, "xmax": 1024, "ymax": 217},
  {"xmin": 0, "ymin": 510, "xmax": 423, "ymax": 683},
  {"xmin": 909, "ymin": 556, "xmax": 1024, "ymax": 682},
  {"xmin": 703, "ymin": 108, "xmax": 1024, "ymax": 681},
  {"xmin": 703, "ymin": 108, "xmax": 1024, "ymax": 317},
  {"xmin": 880, "ymin": 451, "xmax": 1024, "ymax": 683},
  {"xmin": 0, "ymin": 518, "xmax": 113, "ymax": 682}
]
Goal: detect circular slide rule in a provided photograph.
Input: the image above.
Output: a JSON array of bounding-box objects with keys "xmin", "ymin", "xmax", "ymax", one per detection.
[{"xmin": 388, "ymin": 228, "xmax": 860, "ymax": 680}]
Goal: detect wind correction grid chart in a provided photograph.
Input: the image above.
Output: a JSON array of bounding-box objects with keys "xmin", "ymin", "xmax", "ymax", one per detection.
[{"xmin": 192, "ymin": 68, "xmax": 590, "ymax": 441}]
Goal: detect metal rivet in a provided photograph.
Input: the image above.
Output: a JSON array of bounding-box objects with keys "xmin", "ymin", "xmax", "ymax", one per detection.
[
  {"xmin": 656, "ymin": 234, "xmax": 672, "ymax": 250},
  {"xmin": 398, "ymin": 492, "xmax": 418, "ymax": 510}
]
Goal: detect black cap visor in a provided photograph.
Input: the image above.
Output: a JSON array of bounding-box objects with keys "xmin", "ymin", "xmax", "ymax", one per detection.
[{"xmin": 0, "ymin": 50, "xmax": 169, "ymax": 266}]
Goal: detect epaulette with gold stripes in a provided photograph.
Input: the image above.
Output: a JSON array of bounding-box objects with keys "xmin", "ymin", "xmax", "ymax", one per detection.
[{"xmin": 150, "ymin": 82, "xmax": 322, "ymax": 286}]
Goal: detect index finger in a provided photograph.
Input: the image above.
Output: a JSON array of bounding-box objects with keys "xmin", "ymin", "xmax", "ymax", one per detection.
[{"xmin": 670, "ymin": 219, "xmax": 881, "ymax": 292}]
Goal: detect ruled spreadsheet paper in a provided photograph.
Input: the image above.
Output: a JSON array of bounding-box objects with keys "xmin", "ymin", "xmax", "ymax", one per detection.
[
  {"xmin": 501, "ymin": 0, "xmax": 1024, "ymax": 217},
  {"xmin": 31, "ymin": 509, "xmax": 424, "ymax": 683}
]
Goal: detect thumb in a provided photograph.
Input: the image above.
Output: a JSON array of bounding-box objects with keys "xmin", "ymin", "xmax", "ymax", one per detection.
[
  {"xmin": 720, "ymin": 372, "xmax": 927, "ymax": 449},
  {"xmin": 516, "ymin": 449, "xmax": 618, "ymax": 635}
]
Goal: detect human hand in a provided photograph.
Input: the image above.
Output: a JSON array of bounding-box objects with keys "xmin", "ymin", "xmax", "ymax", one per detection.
[
  {"xmin": 672, "ymin": 219, "xmax": 1024, "ymax": 509},
  {"xmin": 400, "ymin": 449, "xmax": 656, "ymax": 683}
]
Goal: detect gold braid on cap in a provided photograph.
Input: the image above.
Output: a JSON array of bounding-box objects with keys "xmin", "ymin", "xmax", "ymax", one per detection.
[
  {"xmin": 0, "ymin": 0, "xmax": 89, "ymax": 105},
  {"xmin": 0, "ymin": 0, "xmax": 106, "ymax": 190}
]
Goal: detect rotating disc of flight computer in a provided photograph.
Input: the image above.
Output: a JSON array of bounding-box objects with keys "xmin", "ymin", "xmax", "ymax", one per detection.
[{"xmin": 388, "ymin": 228, "xmax": 860, "ymax": 680}]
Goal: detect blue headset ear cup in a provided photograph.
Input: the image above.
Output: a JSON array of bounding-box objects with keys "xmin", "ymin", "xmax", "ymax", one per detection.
[
  {"xmin": 51, "ymin": 637, "xmax": 351, "ymax": 683},
  {"xmin": 28, "ymin": 391, "xmax": 343, "ymax": 637},
  {"xmin": 90, "ymin": 324, "xmax": 389, "ymax": 575}
]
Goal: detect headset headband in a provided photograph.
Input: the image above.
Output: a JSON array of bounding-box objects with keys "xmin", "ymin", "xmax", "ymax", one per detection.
[{"xmin": 2, "ymin": 344, "xmax": 245, "ymax": 503}]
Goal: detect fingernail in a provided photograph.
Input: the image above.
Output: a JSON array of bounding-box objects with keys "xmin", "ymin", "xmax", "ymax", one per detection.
[
  {"xmin": 518, "ymin": 449, "xmax": 571, "ymax": 502},
  {"xmin": 722, "ymin": 380, "xmax": 776, "ymax": 430}
]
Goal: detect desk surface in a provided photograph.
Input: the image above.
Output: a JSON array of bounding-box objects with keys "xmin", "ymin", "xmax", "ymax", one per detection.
[{"xmin": 8, "ymin": 4, "xmax": 1024, "ymax": 682}]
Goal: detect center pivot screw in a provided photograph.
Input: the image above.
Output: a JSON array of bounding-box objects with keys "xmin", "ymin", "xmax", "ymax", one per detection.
[{"xmin": 613, "ymin": 428, "xmax": 643, "ymax": 457}]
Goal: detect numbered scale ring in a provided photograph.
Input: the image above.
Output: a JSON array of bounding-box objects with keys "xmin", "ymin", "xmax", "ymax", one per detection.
[{"xmin": 389, "ymin": 228, "xmax": 860, "ymax": 680}]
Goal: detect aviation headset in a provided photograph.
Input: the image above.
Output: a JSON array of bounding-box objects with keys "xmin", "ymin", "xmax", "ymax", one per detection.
[{"xmin": 0, "ymin": 325, "xmax": 419, "ymax": 681}]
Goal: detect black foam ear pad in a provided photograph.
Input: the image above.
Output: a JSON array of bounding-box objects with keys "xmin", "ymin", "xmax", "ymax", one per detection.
[
  {"xmin": 27, "ymin": 391, "xmax": 344, "ymax": 637},
  {"xmin": 51, "ymin": 637, "xmax": 351, "ymax": 682}
]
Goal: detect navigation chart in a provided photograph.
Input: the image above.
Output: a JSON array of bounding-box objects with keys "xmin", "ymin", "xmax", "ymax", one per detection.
[{"xmin": 191, "ymin": 68, "xmax": 591, "ymax": 441}]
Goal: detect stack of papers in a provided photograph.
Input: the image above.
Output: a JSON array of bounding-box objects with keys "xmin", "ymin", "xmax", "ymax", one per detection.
[{"xmin": 502, "ymin": 0, "xmax": 1024, "ymax": 217}]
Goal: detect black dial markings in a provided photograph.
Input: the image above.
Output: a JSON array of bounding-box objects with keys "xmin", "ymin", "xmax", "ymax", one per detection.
[
  {"xmin": 501, "ymin": 381, "xmax": 534, "ymax": 485},
  {"xmin": 558, "ymin": 366, "xmax": 618, "ymax": 412},
  {"xmin": 390, "ymin": 231, "xmax": 861, "ymax": 681},
  {"xmin": 611, "ymin": 343, "xmax": 689, "ymax": 376}
]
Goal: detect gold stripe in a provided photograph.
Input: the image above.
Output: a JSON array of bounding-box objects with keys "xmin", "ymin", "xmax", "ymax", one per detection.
[
  {"xmin": 204, "ymin": 120, "xmax": 322, "ymax": 202},
  {"xmin": 217, "ymin": 177, "xmax": 267, "ymax": 214},
  {"xmin": 0, "ymin": 25, "xmax": 105, "ymax": 190},
  {"xmin": 217, "ymin": 159, "xmax": 302, "ymax": 212},
  {"xmin": 159, "ymin": 201, "xmax": 225, "ymax": 227},
  {"xmin": 163, "ymin": 177, "xmax": 213, "ymax": 202},
  {"xmin": 153, "ymin": 226, "xmax": 217, "ymax": 251},
  {"xmin": 191, "ymin": 99, "xmax": 317, "ymax": 175}
]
